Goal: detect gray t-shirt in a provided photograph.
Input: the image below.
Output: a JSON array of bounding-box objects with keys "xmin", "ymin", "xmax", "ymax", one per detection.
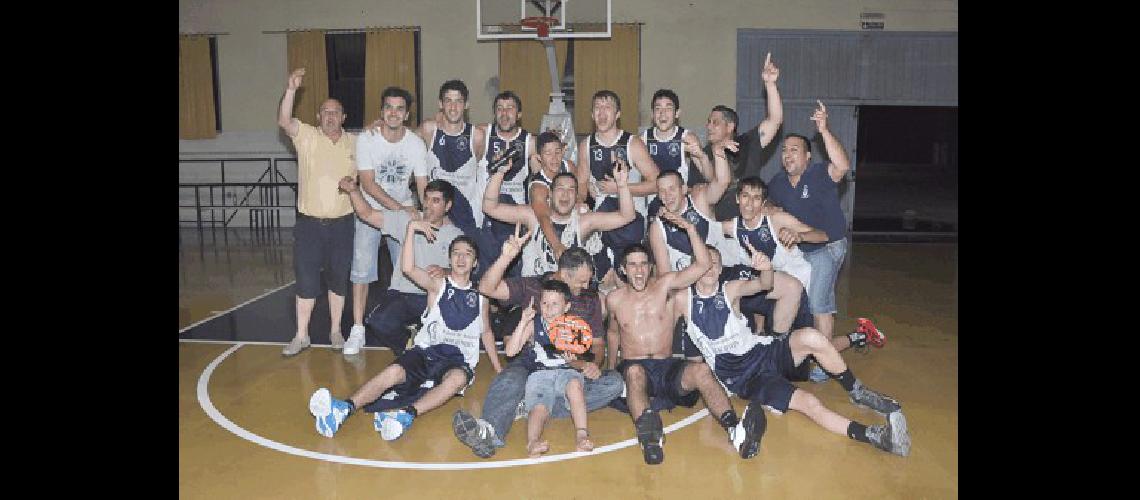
[{"xmin": 382, "ymin": 209, "xmax": 463, "ymax": 294}]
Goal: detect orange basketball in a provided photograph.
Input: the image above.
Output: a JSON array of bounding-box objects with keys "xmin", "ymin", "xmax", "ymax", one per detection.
[{"xmin": 548, "ymin": 314, "xmax": 593, "ymax": 354}]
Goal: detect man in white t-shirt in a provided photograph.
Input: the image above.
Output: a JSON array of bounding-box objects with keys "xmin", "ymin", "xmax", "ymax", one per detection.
[{"xmin": 346, "ymin": 87, "xmax": 429, "ymax": 355}]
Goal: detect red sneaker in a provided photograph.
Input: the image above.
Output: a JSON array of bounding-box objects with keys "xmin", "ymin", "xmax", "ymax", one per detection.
[{"xmin": 857, "ymin": 317, "xmax": 886, "ymax": 348}]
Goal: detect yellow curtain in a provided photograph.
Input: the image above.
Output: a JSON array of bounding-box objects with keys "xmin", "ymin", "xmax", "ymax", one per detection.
[
  {"xmin": 179, "ymin": 36, "xmax": 217, "ymax": 140},
  {"xmin": 286, "ymin": 30, "xmax": 329, "ymax": 127},
  {"xmin": 498, "ymin": 39, "xmax": 568, "ymax": 132},
  {"xmin": 364, "ymin": 29, "xmax": 418, "ymax": 127},
  {"xmin": 572, "ymin": 23, "xmax": 641, "ymax": 134}
]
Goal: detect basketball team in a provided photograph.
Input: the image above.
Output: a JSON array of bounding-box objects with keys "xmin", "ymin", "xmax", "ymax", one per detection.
[{"xmin": 279, "ymin": 52, "xmax": 910, "ymax": 465}]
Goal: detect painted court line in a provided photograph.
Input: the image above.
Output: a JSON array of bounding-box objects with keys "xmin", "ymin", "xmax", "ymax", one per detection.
[
  {"xmin": 197, "ymin": 343, "xmax": 709, "ymax": 470},
  {"xmin": 179, "ymin": 281, "xmax": 296, "ymax": 334}
]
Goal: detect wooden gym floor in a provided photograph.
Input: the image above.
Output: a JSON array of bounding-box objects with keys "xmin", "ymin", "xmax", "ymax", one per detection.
[{"xmin": 179, "ymin": 228, "xmax": 958, "ymax": 498}]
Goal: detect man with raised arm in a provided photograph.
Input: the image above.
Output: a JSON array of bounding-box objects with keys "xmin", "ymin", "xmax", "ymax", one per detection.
[
  {"xmin": 484, "ymin": 156, "xmax": 634, "ymax": 283},
  {"xmin": 276, "ymin": 68, "xmax": 357, "ymax": 357},
  {"xmin": 307, "ymin": 221, "xmax": 499, "ymax": 442},
  {"xmin": 675, "ymin": 243, "xmax": 910, "ymax": 458},
  {"xmin": 452, "ymin": 227, "xmax": 623, "ymax": 458},
  {"xmin": 605, "ymin": 210, "xmax": 736, "ymax": 465}
]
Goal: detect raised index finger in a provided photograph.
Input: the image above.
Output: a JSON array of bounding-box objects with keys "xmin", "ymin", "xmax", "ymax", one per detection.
[
  {"xmin": 817, "ymin": 100, "xmax": 826, "ymax": 111},
  {"xmin": 764, "ymin": 52, "xmax": 771, "ymax": 67}
]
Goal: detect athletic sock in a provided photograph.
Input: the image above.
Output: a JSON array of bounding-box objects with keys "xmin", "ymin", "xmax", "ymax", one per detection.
[
  {"xmin": 404, "ymin": 405, "xmax": 419, "ymax": 418},
  {"xmin": 847, "ymin": 421, "xmax": 870, "ymax": 443},
  {"xmin": 718, "ymin": 409, "xmax": 739, "ymax": 429},
  {"xmin": 345, "ymin": 399, "xmax": 356, "ymax": 415},
  {"xmin": 833, "ymin": 369, "xmax": 857, "ymax": 392}
]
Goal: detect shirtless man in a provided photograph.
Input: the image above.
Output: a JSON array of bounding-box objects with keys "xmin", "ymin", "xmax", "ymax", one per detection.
[{"xmin": 605, "ymin": 210, "xmax": 750, "ymax": 465}]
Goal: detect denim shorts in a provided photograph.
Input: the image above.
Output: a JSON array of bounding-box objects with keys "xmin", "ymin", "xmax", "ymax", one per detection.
[
  {"xmin": 523, "ymin": 368, "xmax": 585, "ymax": 412},
  {"xmin": 803, "ymin": 238, "xmax": 847, "ymax": 315},
  {"xmin": 350, "ymin": 218, "xmax": 385, "ymax": 284}
]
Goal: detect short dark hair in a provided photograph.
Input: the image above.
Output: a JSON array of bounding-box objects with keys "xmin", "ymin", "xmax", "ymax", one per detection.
[
  {"xmin": 425, "ymin": 179, "xmax": 456, "ymax": 205},
  {"xmin": 737, "ymin": 176, "xmax": 767, "ymax": 198},
  {"xmin": 621, "ymin": 243, "xmax": 652, "ymax": 265},
  {"xmin": 552, "ymin": 172, "xmax": 578, "ymax": 188},
  {"xmin": 705, "ymin": 243, "xmax": 721, "ymax": 259},
  {"xmin": 711, "ymin": 105, "xmax": 738, "ymax": 128},
  {"xmin": 541, "ymin": 279, "xmax": 572, "ymax": 303},
  {"xmin": 493, "ymin": 91, "xmax": 522, "ymax": 113},
  {"xmin": 784, "ymin": 133, "xmax": 813, "ymax": 153},
  {"xmin": 449, "ymin": 235, "xmax": 479, "ymax": 261},
  {"xmin": 651, "ymin": 89, "xmax": 679, "ymax": 110},
  {"xmin": 439, "ymin": 79, "xmax": 469, "ymax": 102},
  {"xmin": 558, "ymin": 247, "xmax": 594, "ymax": 273},
  {"xmin": 656, "ymin": 170, "xmax": 684, "ymax": 186},
  {"xmin": 536, "ymin": 131, "xmax": 562, "ymax": 153},
  {"xmin": 380, "ymin": 87, "xmax": 413, "ymax": 109},
  {"xmin": 592, "ymin": 90, "xmax": 621, "ymax": 112}
]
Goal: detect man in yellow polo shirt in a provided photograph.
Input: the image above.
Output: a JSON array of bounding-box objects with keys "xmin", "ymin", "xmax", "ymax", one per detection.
[{"xmin": 278, "ymin": 68, "xmax": 358, "ymax": 356}]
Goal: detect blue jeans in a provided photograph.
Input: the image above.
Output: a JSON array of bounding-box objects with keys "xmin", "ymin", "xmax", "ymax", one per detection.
[
  {"xmin": 480, "ymin": 357, "xmax": 625, "ymax": 447},
  {"xmin": 803, "ymin": 238, "xmax": 848, "ymax": 315}
]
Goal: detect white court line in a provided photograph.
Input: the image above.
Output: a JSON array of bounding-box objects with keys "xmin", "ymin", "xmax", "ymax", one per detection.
[
  {"xmin": 179, "ymin": 281, "xmax": 296, "ymax": 334},
  {"xmin": 197, "ymin": 343, "xmax": 709, "ymax": 470}
]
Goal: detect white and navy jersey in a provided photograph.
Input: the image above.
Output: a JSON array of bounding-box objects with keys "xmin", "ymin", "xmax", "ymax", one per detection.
[
  {"xmin": 729, "ymin": 215, "xmax": 812, "ymax": 291},
  {"xmin": 428, "ymin": 123, "xmax": 484, "ymax": 227},
  {"xmin": 587, "ymin": 132, "xmax": 646, "ymax": 215},
  {"xmin": 520, "ymin": 210, "xmax": 605, "ymax": 278},
  {"xmin": 527, "ymin": 160, "xmax": 572, "ymax": 193},
  {"xmin": 413, "ymin": 277, "xmax": 485, "ymax": 368},
  {"xmin": 520, "ymin": 314, "xmax": 570, "ymax": 372},
  {"xmin": 481, "ymin": 124, "xmax": 531, "ymax": 206},
  {"xmin": 642, "ymin": 126, "xmax": 691, "ymax": 184},
  {"xmin": 685, "ymin": 283, "xmax": 772, "ymax": 371},
  {"xmin": 653, "ymin": 195, "xmax": 726, "ymax": 272}
]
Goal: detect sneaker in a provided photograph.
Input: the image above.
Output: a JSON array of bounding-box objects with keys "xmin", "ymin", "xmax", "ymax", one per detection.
[
  {"xmin": 808, "ymin": 365, "xmax": 830, "ymax": 383},
  {"xmin": 452, "ymin": 410, "xmax": 497, "ymax": 458},
  {"xmin": 329, "ymin": 330, "xmax": 345, "ymax": 349},
  {"xmin": 733, "ymin": 401, "xmax": 767, "ymax": 459},
  {"xmin": 867, "ymin": 410, "xmax": 911, "ymax": 456},
  {"xmin": 309, "ymin": 388, "xmax": 352, "ymax": 437},
  {"xmin": 635, "ymin": 410, "xmax": 665, "ymax": 465},
  {"xmin": 849, "ymin": 381, "xmax": 902, "ymax": 415},
  {"xmin": 374, "ymin": 409, "xmax": 415, "ymax": 441},
  {"xmin": 283, "ymin": 337, "xmax": 311, "ymax": 357},
  {"xmin": 857, "ymin": 317, "xmax": 886, "ymax": 348},
  {"xmin": 343, "ymin": 325, "xmax": 366, "ymax": 355}
]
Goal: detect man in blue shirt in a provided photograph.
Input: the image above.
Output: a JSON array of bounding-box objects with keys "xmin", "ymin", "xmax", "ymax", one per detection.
[{"xmin": 767, "ymin": 101, "xmax": 850, "ymax": 344}]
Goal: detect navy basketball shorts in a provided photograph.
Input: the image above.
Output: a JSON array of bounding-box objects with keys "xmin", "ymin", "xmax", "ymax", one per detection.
[
  {"xmin": 617, "ymin": 358, "xmax": 700, "ymax": 408},
  {"xmin": 362, "ymin": 344, "xmax": 474, "ymax": 413},
  {"xmin": 713, "ymin": 338, "xmax": 808, "ymax": 413}
]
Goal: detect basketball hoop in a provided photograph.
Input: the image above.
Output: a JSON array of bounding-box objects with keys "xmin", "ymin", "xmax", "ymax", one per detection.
[{"xmin": 521, "ymin": 16, "xmax": 559, "ymax": 38}]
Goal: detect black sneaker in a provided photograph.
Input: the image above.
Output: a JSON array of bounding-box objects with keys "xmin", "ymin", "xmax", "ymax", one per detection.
[
  {"xmin": 635, "ymin": 410, "xmax": 665, "ymax": 465},
  {"xmin": 866, "ymin": 410, "xmax": 910, "ymax": 456},
  {"xmin": 849, "ymin": 381, "xmax": 902, "ymax": 415},
  {"xmin": 452, "ymin": 410, "xmax": 497, "ymax": 458},
  {"xmin": 733, "ymin": 401, "xmax": 767, "ymax": 459}
]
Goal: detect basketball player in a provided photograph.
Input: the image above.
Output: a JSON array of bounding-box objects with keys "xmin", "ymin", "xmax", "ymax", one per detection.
[
  {"xmin": 307, "ymin": 223, "xmax": 499, "ymax": 442},
  {"xmin": 528, "ymin": 131, "xmax": 585, "ymax": 263},
  {"xmin": 576, "ymin": 90, "xmax": 661, "ymax": 287},
  {"xmin": 676, "ymin": 243, "xmax": 910, "ymax": 457},
  {"xmin": 604, "ymin": 210, "xmax": 738, "ymax": 465},
  {"xmin": 483, "ymin": 157, "xmax": 634, "ymax": 281},
  {"xmin": 642, "ymin": 89, "xmax": 712, "ymax": 188},
  {"xmin": 478, "ymin": 91, "xmax": 536, "ymax": 276}
]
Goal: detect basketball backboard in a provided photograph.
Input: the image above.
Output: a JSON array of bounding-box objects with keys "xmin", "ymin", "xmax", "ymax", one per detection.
[{"xmin": 476, "ymin": 0, "xmax": 612, "ymax": 40}]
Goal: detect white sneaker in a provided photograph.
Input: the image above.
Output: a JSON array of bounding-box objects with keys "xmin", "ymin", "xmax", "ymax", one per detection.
[{"xmin": 343, "ymin": 325, "xmax": 366, "ymax": 355}]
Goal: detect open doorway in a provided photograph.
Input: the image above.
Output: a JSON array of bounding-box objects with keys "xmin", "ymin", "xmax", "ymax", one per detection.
[{"xmin": 853, "ymin": 106, "xmax": 957, "ymax": 235}]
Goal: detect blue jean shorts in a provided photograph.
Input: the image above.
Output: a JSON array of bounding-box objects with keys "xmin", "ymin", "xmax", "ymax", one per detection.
[
  {"xmin": 523, "ymin": 368, "xmax": 585, "ymax": 412},
  {"xmin": 350, "ymin": 218, "xmax": 385, "ymax": 284},
  {"xmin": 803, "ymin": 238, "xmax": 847, "ymax": 315}
]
